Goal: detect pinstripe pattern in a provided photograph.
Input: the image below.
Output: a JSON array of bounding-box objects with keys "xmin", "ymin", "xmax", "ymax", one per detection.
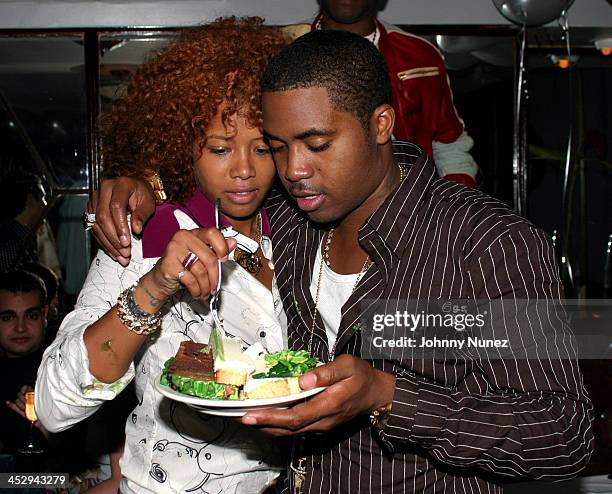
[{"xmin": 267, "ymin": 142, "xmax": 593, "ymax": 493}]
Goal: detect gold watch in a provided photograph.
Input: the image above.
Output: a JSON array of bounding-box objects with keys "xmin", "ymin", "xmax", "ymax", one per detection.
[
  {"xmin": 145, "ymin": 171, "xmax": 167, "ymax": 205},
  {"xmin": 370, "ymin": 403, "xmax": 392, "ymax": 430}
]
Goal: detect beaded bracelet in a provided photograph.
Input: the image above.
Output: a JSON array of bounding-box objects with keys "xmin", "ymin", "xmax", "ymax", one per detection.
[{"xmin": 116, "ymin": 284, "xmax": 162, "ymax": 335}]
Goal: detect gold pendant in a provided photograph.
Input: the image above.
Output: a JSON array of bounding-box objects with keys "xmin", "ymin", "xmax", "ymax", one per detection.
[
  {"xmin": 235, "ymin": 249, "xmax": 262, "ymax": 275},
  {"xmin": 290, "ymin": 456, "xmax": 307, "ymax": 494}
]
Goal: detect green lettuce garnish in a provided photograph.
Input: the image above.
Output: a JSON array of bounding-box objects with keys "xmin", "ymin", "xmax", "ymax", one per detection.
[
  {"xmin": 159, "ymin": 357, "xmax": 239, "ymax": 400},
  {"xmin": 252, "ymin": 350, "xmax": 318, "ymax": 379}
]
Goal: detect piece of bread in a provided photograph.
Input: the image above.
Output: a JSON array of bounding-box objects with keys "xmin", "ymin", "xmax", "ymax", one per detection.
[
  {"xmin": 214, "ymin": 366, "xmax": 248, "ymax": 387},
  {"xmin": 243, "ymin": 377, "xmax": 301, "ymax": 400}
]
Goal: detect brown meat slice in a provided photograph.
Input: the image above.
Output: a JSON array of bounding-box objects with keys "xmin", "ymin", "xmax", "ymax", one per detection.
[{"xmin": 168, "ymin": 341, "xmax": 214, "ymax": 381}]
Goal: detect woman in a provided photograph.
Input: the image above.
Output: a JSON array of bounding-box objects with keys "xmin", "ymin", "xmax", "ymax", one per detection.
[{"xmin": 36, "ymin": 17, "xmax": 289, "ymax": 493}]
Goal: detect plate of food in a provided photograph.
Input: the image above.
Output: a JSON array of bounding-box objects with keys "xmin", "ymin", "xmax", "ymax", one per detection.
[{"xmin": 156, "ymin": 330, "xmax": 326, "ymax": 417}]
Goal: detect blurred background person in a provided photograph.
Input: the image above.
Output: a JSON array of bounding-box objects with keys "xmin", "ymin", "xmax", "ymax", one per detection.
[
  {"xmin": 0, "ymin": 269, "xmax": 128, "ymax": 489},
  {"xmin": 0, "ymin": 269, "xmax": 48, "ymax": 457},
  {"xmin": 285, "ymin": 0, "xmax": 479, "ymax": 188},
  {"xmin": 0, "ymin": 171, "xmax": 61, "ymax": 276}
]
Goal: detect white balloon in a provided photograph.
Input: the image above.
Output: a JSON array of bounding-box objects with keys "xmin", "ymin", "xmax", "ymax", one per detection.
[{"xmin": 491, "ymin": 0, "xmax": 575, "ymax": 27}]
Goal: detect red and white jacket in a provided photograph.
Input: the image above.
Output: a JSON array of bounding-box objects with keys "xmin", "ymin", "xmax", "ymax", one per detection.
[{"xmin": 284, "ymin": 17, "xmax": 478, "ymax": 187}]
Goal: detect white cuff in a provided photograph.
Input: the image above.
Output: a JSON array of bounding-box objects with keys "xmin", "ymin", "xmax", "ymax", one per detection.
[{"xmin": 432, "ymin": 132, "xmax": 478, "ymax": 178}]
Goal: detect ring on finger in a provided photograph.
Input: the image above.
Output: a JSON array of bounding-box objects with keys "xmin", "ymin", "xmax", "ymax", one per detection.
[
  {"xmin": 82, "ymin": 211, "xmax": 96, "ymax": 231},
  {"xmin": 182, "ymin": 251, "xmax": 199, "ymax": 270},
  {"xmin": 178, "ymin": 270, "xmax": 186, "ymax": 280}
]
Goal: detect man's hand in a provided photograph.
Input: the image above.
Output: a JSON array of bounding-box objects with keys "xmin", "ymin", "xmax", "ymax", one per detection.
[
  {"xmin": 241, "ymin": 354, "xmax": 396, "ymax": 435},
  {"xmin": 5, "ymin": 385, "xmax": 49, "ymax": 439},
  {"xmin": 88, "ymin": 177, "xmax": 156, "ymax": 265}
]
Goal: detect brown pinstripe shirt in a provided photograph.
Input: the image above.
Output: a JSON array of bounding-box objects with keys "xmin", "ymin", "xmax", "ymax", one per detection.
[{"xmin": 267, "ymin": 141, "xmax": 593, "ymax": 493}]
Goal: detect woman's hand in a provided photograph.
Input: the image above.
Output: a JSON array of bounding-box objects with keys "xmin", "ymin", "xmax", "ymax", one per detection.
[
  {"xmin": 137, "ymin": 228, "xmax": 237, "ymax": 310},
  {"xmin": 5, "ymin": 385, "xmax": 49, "ymax": 439}
]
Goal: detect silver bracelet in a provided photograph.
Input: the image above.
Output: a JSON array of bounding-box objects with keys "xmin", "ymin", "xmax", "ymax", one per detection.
[{"xmin": 116, "ymin": 284, "xmax": 162, "ymax": 335}]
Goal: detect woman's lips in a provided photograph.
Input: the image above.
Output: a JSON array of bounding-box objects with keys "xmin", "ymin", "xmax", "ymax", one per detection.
[
  {"xmin": 295, "ymin": 194, "xmax": 325, "ymax": 212},
  {"xmin": 225, "ymin": 189, "xmax": 258, "ymax": 205}
]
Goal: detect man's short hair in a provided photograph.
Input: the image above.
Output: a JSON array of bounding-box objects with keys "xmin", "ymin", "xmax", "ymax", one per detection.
[
  {"xmin": 0, "ymin": 170, "xmax": 44, "ymax": 222},
  {"xmin": 0, "ymin": 270, "xmax": 47, "ymax": 306},
  {"xmin": 21, "ymin": 263, "xmax": 59, "ymax": 306},
  {"xmin": 261, "ymin": 29, "xmax": 392, "ymax": 128}
]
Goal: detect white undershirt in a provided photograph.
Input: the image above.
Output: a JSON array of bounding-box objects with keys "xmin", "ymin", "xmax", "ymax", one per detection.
[{"xmin": 310, "ymin": 241, "xmax": 360, "ymax": 350}]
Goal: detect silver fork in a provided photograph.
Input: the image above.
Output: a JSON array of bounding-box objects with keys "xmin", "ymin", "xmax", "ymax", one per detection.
[{"xmin": 209, "ymin": 198, "xmax": 225, "ymax": 335}]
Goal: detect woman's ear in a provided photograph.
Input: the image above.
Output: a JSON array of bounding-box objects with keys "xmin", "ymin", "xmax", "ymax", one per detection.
[{"xmin": 370, "ymin": 104, "xmax": 395, "ymax": 145}]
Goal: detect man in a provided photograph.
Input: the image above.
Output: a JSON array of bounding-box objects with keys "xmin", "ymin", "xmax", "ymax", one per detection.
[
  {"xmin": 0, "ymin": 269, "xmax": 48, "ymax": 454},
  {"xmin": 0, "ymin": 270, "xmax": 48, "ymax": 360},
  {"xmin": 0, "ymin": 171, "xmax": 48, "ymax": 272},
  {"xmin": 0, "ymin": 270, "xmax": 127, "ymax": 487},
  {"xmin": 85, "ymin": 31, "xmax": 592, "ymax": 492},
  {"xmin": 283, "ymin": 0, "xmax": 479, "ymax": 188}
]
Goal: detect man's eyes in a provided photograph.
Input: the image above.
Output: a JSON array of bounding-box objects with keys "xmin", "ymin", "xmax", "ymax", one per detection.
[
  {"xmin": 307, "ymin": 142, "xmax": 331, "ymax": 153},
  {"xmin": 26, "ymin": 311, "xmax": 41, "ymax": 321},
  {"xmin": 0, "ymin": 312, "xmax": 41, "ymax": 322},
  {"xmin": 264, "ymin": 141, "xmax": 330, "ymax": 154}
]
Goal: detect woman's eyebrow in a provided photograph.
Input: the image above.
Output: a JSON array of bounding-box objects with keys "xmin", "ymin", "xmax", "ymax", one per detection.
[{"xmin": 206, "ymin": 134, "xmax": 232, "ymax": 140}]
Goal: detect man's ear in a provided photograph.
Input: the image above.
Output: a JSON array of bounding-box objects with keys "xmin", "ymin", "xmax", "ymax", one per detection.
[{"xmin": 370, "ymin": 104, "xmax": 395, "ymax": 145}]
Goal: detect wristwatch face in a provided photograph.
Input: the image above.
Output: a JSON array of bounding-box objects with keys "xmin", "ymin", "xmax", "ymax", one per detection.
[{"xmin": 370, "ymin": 406, "xmax": 391, "ymax": 430}]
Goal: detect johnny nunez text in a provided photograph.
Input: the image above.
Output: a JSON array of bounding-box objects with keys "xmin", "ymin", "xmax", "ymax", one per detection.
[{"xmin": 371, "ymin": 336, "xmax": 510, "ymax": 349}]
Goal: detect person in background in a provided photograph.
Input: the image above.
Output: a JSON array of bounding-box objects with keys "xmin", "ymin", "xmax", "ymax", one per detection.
[
  {"xmin": 284, "ymin": 0, "xmax": 479, "ymax": 187},
  {"xmin": 0, "ymin": 270, "xmax": 48, "ymax": 455},
  {"xmin": 0, "ymin": 172, "xmax": 48, "ymax": 272},
  {"xmin": 1, "ymin": 270, "xmax": 130, "ymax": 491}
]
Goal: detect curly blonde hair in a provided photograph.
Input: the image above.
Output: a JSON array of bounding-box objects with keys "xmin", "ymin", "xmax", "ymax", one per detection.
[{"xmin": 101, "ymin": 17, "xmax": 288, "ymax": 203}]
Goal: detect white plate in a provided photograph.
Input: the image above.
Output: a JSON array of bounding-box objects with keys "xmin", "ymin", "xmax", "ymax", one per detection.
[{"xmin": 154, "ymin": 379, "xmax": 326, "ymax": 417}]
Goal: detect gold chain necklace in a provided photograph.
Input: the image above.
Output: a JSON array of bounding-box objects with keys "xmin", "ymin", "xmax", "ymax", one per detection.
[
  {"xmin": 234, "ymin": 213, "xmax": 263, "ymax": 275},
  {"xmin": 306, "ymin": 161, "xmax": 405, "ymax": 358},
  {"xmin": 293, "ymin": 228, "xmax": 371, "ymax": 493},
  {"xmin": 293, "ymin": 163, "xmax": 405, "ymax": 493},
  {"xmin": 307, "ymin": 228, "xmax": 372, "ymax": 361},
  {"xmin": 399, "ymin": 163, "xmax": 408, "ymax": 182}
]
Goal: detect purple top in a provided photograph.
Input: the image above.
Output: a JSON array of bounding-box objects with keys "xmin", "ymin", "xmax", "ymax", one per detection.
[{"xmin": 142, "ymin": 189, "xmax": 272, "ymax": 259}]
